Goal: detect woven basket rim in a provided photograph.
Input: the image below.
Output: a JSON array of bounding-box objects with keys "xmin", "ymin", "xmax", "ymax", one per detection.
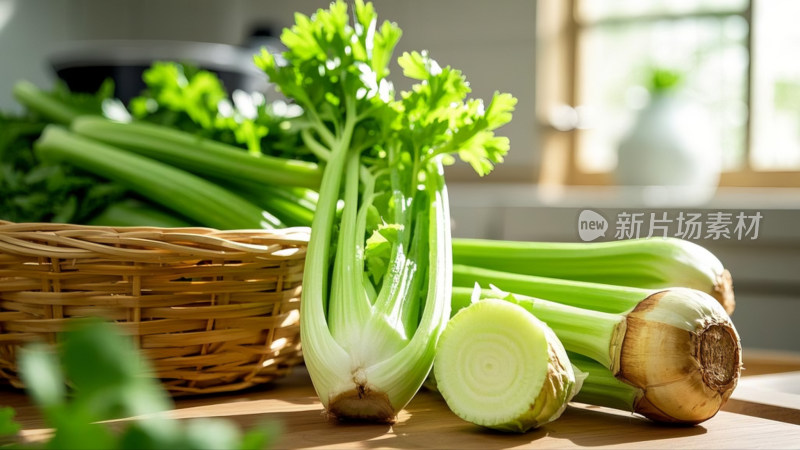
[
  {"xmin": 0, "ymin": 220, "xmax": 310, "ymax": 240},
  {"xmin": 0, "ymin": 221, "xmax": 311, "ymax": 260}
]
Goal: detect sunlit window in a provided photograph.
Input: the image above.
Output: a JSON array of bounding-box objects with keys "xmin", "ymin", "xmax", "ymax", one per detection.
[
  {"xmin": 751, "ymin": 0, "xmax": 800, "ymax": 170},
  {"xmin": 538, "ymin": 0, "xmax": 800, "ymax": 187}
]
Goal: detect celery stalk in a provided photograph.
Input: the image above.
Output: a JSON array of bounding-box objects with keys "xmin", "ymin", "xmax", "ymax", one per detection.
[
  {"xmin": 13, "ymin": 80, "xmax": 84, "ymax": 125},
  {"xmin": 452, "ymin": 237, "xmax": 735, "ymax": 314},
  {"xmin": 71, "ymin": 116, "xmax": 323, "ymax": 190},
  {"xmin": 220, "ymin": 180, "xmax": 317, "ymax": 227},
  {"xmin": 454, "ymin": 264, "xmax": 647, "ymax": 313},
  {"xmin": 34, "ymin": 126, "xmax": 280, "ymax": 230},
  {"xmin": 566, "ymin": 353, "xmax": 641, "ymax": 413},
  {"xmin": 87, "ymin": 199, "xmax": 195, "ymax": 228}
]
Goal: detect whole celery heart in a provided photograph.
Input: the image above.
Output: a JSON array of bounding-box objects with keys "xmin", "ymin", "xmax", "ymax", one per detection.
[{"xmin": 254, "ymin": 0, "xmax": 516, "ymax": 422}]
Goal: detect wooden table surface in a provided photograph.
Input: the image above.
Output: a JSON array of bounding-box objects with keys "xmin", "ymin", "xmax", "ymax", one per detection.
[{"xmin": 4, "ymin": 352, "xmax": 800, "ymax": 449}]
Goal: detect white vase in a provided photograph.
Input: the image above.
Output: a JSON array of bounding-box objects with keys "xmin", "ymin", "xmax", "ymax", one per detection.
[{"xmin": 615, "ymin": 93, "xmax": 721, "ymax": 205}]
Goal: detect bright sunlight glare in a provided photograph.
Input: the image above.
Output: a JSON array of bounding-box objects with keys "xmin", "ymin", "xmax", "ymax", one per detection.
[{"xmin": 0, "ymin": 0, "xmax": 16, "ymax": 31}]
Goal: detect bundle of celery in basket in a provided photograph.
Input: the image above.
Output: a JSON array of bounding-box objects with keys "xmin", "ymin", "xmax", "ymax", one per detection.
[{"xmin": 4, "ymin": 60, "xmax": 319, "ymax": 229}]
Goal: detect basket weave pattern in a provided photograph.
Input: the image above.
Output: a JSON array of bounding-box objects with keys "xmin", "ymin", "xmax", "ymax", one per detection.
[{"xmin": 0, "ymin": 221, "xmax": 309, "ymax": 395}]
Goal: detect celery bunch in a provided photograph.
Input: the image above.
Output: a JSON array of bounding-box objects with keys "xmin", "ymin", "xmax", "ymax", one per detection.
[
  {"xmin": 6, "ymin": 65, "xmax": 319, "ymax": 229},
  {"xmin": 453, "ymin": 237, "xmax": 735, "ymax": 314},
  {"xmin": 253, "ymin": 0, "xmax": 516, "ymax": 422}
]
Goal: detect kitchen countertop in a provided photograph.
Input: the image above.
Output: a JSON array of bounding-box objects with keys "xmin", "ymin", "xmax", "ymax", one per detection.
[{"xmin": 4, "ymin": 352, "xmax": 800, "ymax": 449}]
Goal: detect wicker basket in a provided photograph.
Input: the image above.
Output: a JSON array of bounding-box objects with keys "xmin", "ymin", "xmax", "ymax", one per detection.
[{"xmin": 0, "ymin": 220, "xmax": 309, "ymax": 395}]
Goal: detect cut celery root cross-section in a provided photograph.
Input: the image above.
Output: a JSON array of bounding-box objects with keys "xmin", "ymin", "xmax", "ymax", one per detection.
[{"xmin": 434, "ymin": 298, "xmax": 581, "ymax": 433}]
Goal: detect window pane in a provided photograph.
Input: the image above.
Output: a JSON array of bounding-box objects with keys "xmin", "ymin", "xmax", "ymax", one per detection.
[
  {"xmin": 575, "ymin": 16, "xmax": 748, "ymax": 173},
  {"xmin": 579, "ymin": 0, "xmax": 749, "ymax": 22},
  {"xmin": 750, "ymin": 0, "xmax": 800, "ymax": 170}
]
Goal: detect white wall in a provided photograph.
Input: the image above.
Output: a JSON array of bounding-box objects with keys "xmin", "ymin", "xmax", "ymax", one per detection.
[
  {"xmin": 0, "ymin": 0, "xmax": 538, "ymax": 182},
  {"xmin": 0, "ymin": 0, "xmax": 70, "ymax": 113}
]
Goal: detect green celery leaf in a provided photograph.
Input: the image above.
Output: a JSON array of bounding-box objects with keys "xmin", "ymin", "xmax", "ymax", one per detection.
[
  {"xmin": 52, "ymin": 195, "xmax": 79, "ymax": 223},
  {"xmin": 396, "ymin": 51, "xmax": 517, "ymax": 177},
  {"xmin": 0, "ymin": 109, "xmax": 127, "ymax": 224},
  {"xmin": 130, "ymin": 61, "xmax": 288, "ymax": 157},
  {"xmin": 365, "ymin": 223, "xmax": 403, "ymax": 285},
  {"xmin": 59, "ymin": 320, "xmax": 171, "ymax": 421},
  {"xmin": 237, "ymin": 422, "xmax": 281, "ymax": 450},
  {"xmin": 11, "ymin": 315, "xmax": 280, "ymax": 450},
  {"xmin": 118, "ymin": 421, "xmax": 178, "ymax": 450},
  {"xmin": 0, "ymin": 407, "xmax": 21, "ymax": 438},
  {"xmin": 46, "ymin": 417, "xmax": 117, "ymax": 450},
  {"xmin": 48, "ymin": 78, "xmax": 115, "ymax": 118},
  {"xmin": 18, "ymin": 344, "xmax": 66, "ymax": 409}
]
